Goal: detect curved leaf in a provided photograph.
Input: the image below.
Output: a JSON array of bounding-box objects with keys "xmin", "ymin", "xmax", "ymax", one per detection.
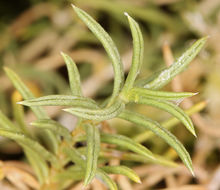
[
  {"xmin": 101, "ymin": 133, "xmax": 155, "ymax": 161},
  {"xmin": 72, "ymin": 5, "xmax": 124, "ymax": 105},
  {"xmin": 61, "ymin": 52, "xmax": 82, "ymax": 96},
  {"xmin": 102, "ymin": 165, "xmax": 141, "ymax": 183},
  {"xmin": 130, "ymin": 96, "xmax": 196, "ymax": 136},
  {"xmin": 122, "ymin": 13, "xmax": 144, "ymax": 92},
  {"xmin": 84, "ymin": 123, "xmax": 100, "ymax": 186},
  {"xmin": 96, "ymin": 169, "xmax": 118, "ymax": 190},
  {"xmin": 133, "ymin": 101, "xmax": 206, "ymax": 143},
  {"xmin": 136, "ymin": 37, "xmax": 207, "ymax": 90},
  {"xmin": 119, "ymin": 110, "xmax": 194, "ymax": 175}
]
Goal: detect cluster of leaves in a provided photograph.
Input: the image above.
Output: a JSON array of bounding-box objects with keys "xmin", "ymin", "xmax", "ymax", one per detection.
[{"xmin": 0, "ymin": 5, "xmax": 207, "ymax": 190}]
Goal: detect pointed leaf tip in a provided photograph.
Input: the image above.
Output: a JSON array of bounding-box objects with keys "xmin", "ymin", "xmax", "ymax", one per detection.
[
  {"xmin": 60, "ymin": 51, "xmax": 65, "ymax": 56},
  {"xmin": 124, "ymin": 12, "xmax": 129, "ymax": 17},
  {"xmin": 71, "ymin": 4, "xmax": 124, "ymax": 105},
  {"xmin": 119, "ymin": 110, "xmax": 194, "ymax": 174},
  {"xmin": 101, "ymin": 165, "xmax": 141, "ymax": 184},
  {"xmin": 137, "ymin": 36, "xmax": 207, "ymax": 90},
  {"xmin": 71, "ymin": 4, "xmax": 76, "ymax": 9}
]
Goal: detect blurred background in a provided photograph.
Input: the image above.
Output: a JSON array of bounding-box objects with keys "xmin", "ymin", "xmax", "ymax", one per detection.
[{"xmin": 0, "ymin": 0, "xmax": 219, "ymax": 189}]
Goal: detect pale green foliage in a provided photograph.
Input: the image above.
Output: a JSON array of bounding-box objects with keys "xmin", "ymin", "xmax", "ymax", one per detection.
[
  {"xmin": 102, "ymin": 165, "xmax": 141, "ymax": 183},
  {"xmin": 84, "ymin": 123, "xmax": 100, "ymax": 186},
  {"xmin": 0, "ymin": 5, "xmax": 207, "ymax": 190},
  {"xmin": 61, "ymin": 52, "xmax": 83, "ymax": 96},
  {"xmin": 136, "ymin": 36, "xmax": 208, "ymax": 90}
]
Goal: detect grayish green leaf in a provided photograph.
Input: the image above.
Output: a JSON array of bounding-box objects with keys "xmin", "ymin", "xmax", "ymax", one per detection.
[
  {"xmin": 122, "ymin": 13, "xmax": 144, "ymax": 92},
  {"xmin": 137, "ymin": 37, "xmax": 207, "ymax": 90},
  {"xmin": 102, "ymin": 165, "xmax": 141, "ymax": 183},
  {"xmin": 100, "ymin": 149, "xmax": 177, "ymax": 167},
  {"xmin": 84, "ymin": 123, "xmax": 100, "ymax": 186},
  {"xmin": 119, "ymin": 110, "xmax": 194, "ymax": 176},
  {"xmin": 61, "ymin": 52, "xmax": 82, "ymax": 96},
  {"xmin": 128, "ymin": 87, "xmax": 197, "ymax": 101},
  {"xmin": 72, "ymin": 5, "xmax": 124, "ymax": 105},
  {"xmin": 63, "ymin": 100, "xmax": 124, "ymax": 121},
  {"xmin": 129, "ymin": 96, "xmax": 196, "ymax": 136},
  {"xmin": 101, "ymin": 133, "xmax": 155, "ymax": 161},
  {"xmin": 133, "ymin": 101, "xmax": 206, "ymax": 143},
  {"xmin": 19, "ymin": 95, "xmax": 98, "ymax": 109}
]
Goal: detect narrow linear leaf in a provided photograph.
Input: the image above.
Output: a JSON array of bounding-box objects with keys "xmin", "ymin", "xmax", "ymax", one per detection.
[
  {"xmin": 0, "ymin": 128, "xmax": 57, "ymax": 164},
  {"xmin": 100, "ymin": 149, "xmax": 177, "ymax": 167},
  {"xmin": 72, "ymin": 5, "xmax": 124, "ymax": 105},
  {"xmin": 96, "ymin": 169, "xmax": 118, "ymax": 190},
  {"xmin": 119, "ymin": 110, "xmax": 194, "ymax": 176},
  {"xmin": 74, "ymin": 134, "xmax": 155, "ymax": 161},
  {"xmin": 73, "ymin": 145, "xmax": 177, "ymax": 168},
  {"xmin": 101, "ymin": 133, "xmax": 155, "ymax": 161},
  {"xmin": 84, "ymin": 123, "xmax": 100, "ymax": 186},
  {"xmin": 63, "ymin": 100, "xmax": 124, "ymax": 121},
  {"xmin": 137, "ymin": 37, "xmax": 208, "ymax": 90},
  {"xmin": 61, "ymin": 52, "xmax": 82, "ymax": 96},
  {"xmin": 128, "ymin": 87, "xmax": 197, "ymax": 101},
  {"xmin": 31, "ymin": 119, "xmax": 72, "ymax": 141},
  {"xmin": 133, "ymin": 101, "xmax": 207, "ymax": 143},
  {"xmin": 19, "ymin": 95, "xmax": 98, "ymax": 109},
  {"xmin": 4, "ymin": 67, "xmax": 58, "ymax": 153},
  {"xmin": 122, "ymin": 13, "xmax": 144, "ymax": 92},
  {"xmin": 129, "ymin": 96, "xmax": 196, "ymax": 136},
  {"xmin": 102, "ymin": 165, "xmax": 141, "ymax": 183}
]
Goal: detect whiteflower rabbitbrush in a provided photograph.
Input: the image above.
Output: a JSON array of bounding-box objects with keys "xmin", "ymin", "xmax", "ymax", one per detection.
[{"xmin": 1, "ymin": 4, "xmax": 207, "ymax": 190}]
